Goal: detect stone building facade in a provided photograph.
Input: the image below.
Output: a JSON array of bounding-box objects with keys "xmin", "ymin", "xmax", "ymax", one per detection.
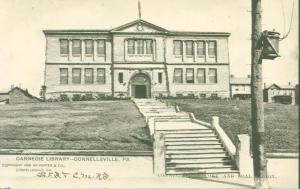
[{"xmin": 43, "ymin": 19, "xmax": 231, "ymax": 99}]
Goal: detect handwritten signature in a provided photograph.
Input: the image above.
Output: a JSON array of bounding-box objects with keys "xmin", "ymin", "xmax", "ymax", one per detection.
[{"xmin": 36, "ymin": 170, "xmax": 110, "ymax": 180}]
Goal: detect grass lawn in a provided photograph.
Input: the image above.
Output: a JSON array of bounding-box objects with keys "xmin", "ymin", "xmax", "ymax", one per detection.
[
  {"xmin": 167, "ymin": 99, "xmax": 298, "ymax": 153},
  {"xmin": 0, "ymin": 101, "xmax": 152, "ymax": 151}
]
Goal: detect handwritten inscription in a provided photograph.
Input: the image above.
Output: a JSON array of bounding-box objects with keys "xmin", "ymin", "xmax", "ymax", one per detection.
[{"xmin": 36, "ymin": 170, "xmax": 110, "ymax": 180}]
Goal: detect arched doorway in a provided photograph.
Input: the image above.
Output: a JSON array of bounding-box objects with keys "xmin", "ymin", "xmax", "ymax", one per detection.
[{"xmin": 129, "ymin": 73, "xmax": 151, "ymax": 98}]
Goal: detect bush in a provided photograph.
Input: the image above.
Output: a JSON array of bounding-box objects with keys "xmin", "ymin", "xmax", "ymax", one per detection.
[
  {"xmin": 81, "ymin": 93, "xmax": 94, "ymax": 101},
  {"xmin": 72, "ymin": 94, "xmax": 81, "ymax": 101},
  {"xmin": 59, "ymin": 94, "xmax": 70, "ymax": 102}
]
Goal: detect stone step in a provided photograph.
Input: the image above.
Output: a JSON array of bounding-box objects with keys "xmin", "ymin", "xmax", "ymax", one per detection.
[
  {"xmin": 166, "ymin": 158, "xmax": 232, "ymax": 164},
  {"xmin": 166, "ymin": 149, "xmax": 225, "ymax": 155},
  {"xmin": 166, "ymin": 169, "xmax": 239, "ymax": 175},
  {"xmin": 165, "ymin": 133, "xmax": 216, "ymax": 138},
  {"xmin": 163, "ymin": 130, "xmax": 213, "ymax": 134},
  {"xmin": 155, "ymin": 119, "xmax": 192, "ymax": 122},
  {"xmin": 165, "ymin": 137, "xmax": 218, "ymax": 142},
  {"xmin": 155, "ymin": 123, "xmax": 208, "ymax": 131},
  {"xmin": 165, "ymin": 141, "xmax": 221, "ymax": 146},
  {"xmin": 166, "ymin": 145, "xmax": 223, "ymax": 150},
  {"xmin": 166, "ymin": 163, "xmax": 233, "ymax": 169},
  {"xmin": 165, "ymin": 153, "xmax": 228, "ymax": 159}
]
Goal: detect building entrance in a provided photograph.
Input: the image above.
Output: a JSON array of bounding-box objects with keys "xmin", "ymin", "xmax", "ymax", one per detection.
[{"xmin": 130, "ymin": 74, "xmax": 151, "ymax": 98}]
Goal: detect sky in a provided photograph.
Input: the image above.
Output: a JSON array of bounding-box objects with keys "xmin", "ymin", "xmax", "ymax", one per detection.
[{"xmin": 0, "ymin": 0, "xmax": 298, "ymax": 95}]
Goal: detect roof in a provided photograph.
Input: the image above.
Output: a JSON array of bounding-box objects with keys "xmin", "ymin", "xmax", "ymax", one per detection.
[
  {"xmin": 9, "ymin": 87, "xmax": 42, "ymax": 101},
  {"xmin": 265, "ymin": 83, "xmax": 296, "ymax": 90},
  {"xmin": 43, "ymin": 19, "xmax": 230, "ymax": 37},
  {"xmin": 230, "ymin": 77, "xmax": 251, "ymax": 85}
]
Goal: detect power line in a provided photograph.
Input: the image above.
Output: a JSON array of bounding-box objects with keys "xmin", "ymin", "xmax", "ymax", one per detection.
[{"xmin": 280, "ymin": 0, "xmax": 295, "ymax": 41}]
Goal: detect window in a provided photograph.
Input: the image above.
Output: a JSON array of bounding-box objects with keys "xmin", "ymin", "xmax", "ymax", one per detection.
[
  {"xmin": 97, "ymin": 68, "xmax": 105, "ymax": 84},
  {"xmin": 72, "ymin": 39, "xmax": 81, "ymax": 56},
  {"xmin": 128, "ymin": 40, "xmax": 135, "ymax": 54},
  {"xmin": 158, "ymin": 72, "xmax": 163, "ymax": 84},
  {"xmin": 208, "ymin": 41, "xmax": 217, "ymax": 57},
  {"xmin": 145, "ymin": 40, "xmax": 153, "ymax": 54},
  {"xmin": 208, "ymin": 68, "xmax": 217, "ymax": 83},
  {"xmin": 60, "ymin": 68, "xmax": 68, "ymax": 84},
  {"xmin": 173, "ymin": 41, "xmax": 183, "ymax": 55},
  {"xmin": 72, "ymin": 68, "xmax": 81, "ymax": 84},
  {"xmin": 137, "ymin": 40, "xmax": 144, "ymax": 54},
  {"xmin": 60, "ymin": 39, "xmax": 69, "ymax": 55},
  {"xmin": 84, "ymin": 68, "xmax": 93, "ymax": 84},
  {"xmin": 85, "ymin": 40, "xmax": 93, "ymax": 56},
  {"xmin": 97, "ymin": 40, "xmax": 105, "ymax": 56},
  {"xmin": 173, "ymin": 68, "xmax": 183, "ymax": 83},
  {"xmin": 199, "ymin": 93, "xmax": 206, "ymax": 98},
  {"xmin": 197, "ymin": 68, "xmax": 206, "ymax": 84},
  {"xmin": 185, "ymin": 41, "xmax": 194, "ymax": 55},
  {"xmin": 118, "ymin": 72, "xmax": 123, "ymax": 83},
  {"xmin": 186, "ymin": 68, "xmax": 194, "ymax": 83},
  {"xmin": 197, "ymin": 41, "xmax": 205, "ymax": 56}
]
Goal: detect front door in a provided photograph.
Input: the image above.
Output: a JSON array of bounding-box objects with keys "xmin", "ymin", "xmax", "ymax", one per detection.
[{"xmin": 135, "ymin": 85, "xmax": 147, "ymax": 98}]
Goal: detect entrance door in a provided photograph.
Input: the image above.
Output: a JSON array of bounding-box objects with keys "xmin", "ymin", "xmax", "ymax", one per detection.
[
  {"xmin": 130, "ymin": 73, "xmax": 151, "ymax": 98},
  {"xmin": 135, "ymin": 85, "xmax": 147, "ymax": 98}
]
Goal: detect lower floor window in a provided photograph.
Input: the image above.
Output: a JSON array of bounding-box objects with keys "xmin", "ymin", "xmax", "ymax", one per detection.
[
  {"xmin": 60, "ymin": 68, "xmax": 68, "ymax": 84},
  {"xmin": 158, "ymin": 72, "xmax": 163, "ymax": 84},
  {"xmin": 186, "ymin": 68, "xmax": 194, "ymax": 83},
  {"xmin": 84, "ymin": 68, "xmax": 94, "ymax": 84},
  {"xmin": 208, "ymin": 68, "xmax": 217, "ymax": 83},
  {"xmin": 97, "ymin": 68, "xmax": 106, "ymax": 84},
  {"xmin": 72, "ymin": 68, "xmax": 81, "ymax": 84}
]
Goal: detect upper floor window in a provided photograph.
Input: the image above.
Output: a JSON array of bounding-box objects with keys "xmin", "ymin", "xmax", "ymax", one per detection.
[
  {"xmin": 72, "ymin": 39, "xmax": 81, "ymax": 56},
  {"xmin": 145, "ymin": 40, "xmax": 153, "ymax": 54},
  {"xmin": 197, "ymin": 68, "xmax": 206, "ymax": 83},
  {"xmin": 97, "ymin": 40, "xmax": 105, "ymax": 56},
  {"xmin": 72, "ymin": 68, "xmax": 81, "ymax": 84},
  {"xmin": 173, "ymin": 41, "xmax": 183, "ymax": 55},
  {"xmin": 208, "ymin": 68, "xmax": 217, "ymax": 83},
  {"xmin": 127, "ymin": 40, "xmax": 135, "ymax": 54},
  {"xmin": 208, "ymin": 41, "xmax": 217, "ymax": 57},
  {"xmin": 137, "ymin": 40, "xmax": 144, "ymax": 54},
  {"xmin": 173, "ymin": 68, "xmax": 183, "ymax": 83},
  {"xmin": 60, "ymin": 39, "xmax": 69, "ymax": 56},
  {"xmin": 186, "ymin": 68, "xmax": 194, "ymax": 83},
  {"xmin": 85, "ymin": 40, "xmax": 93, "ymax": 56},
  {"xmin": 60, "ymin": 68, "xmax": 68, "ymax": 84},
  {"xmin": 84, "ymin": 68, "xmax": 94, "ymax": 84},
  {"xmin": 185, "ymin": 41, "xmax": 194, "ymax": 55},
  {"xmin": 97, "ymin": 68, "xmax": 106, "ymax": 84},
  {"xmin": 197, "ymin": 41, "xmax": 205, "ymax": 56}
]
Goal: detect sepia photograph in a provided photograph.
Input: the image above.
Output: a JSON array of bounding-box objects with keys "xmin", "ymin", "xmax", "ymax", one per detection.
[{"xmin": 0, "ymin": 0, "xmax": 298, "ymax": 188}]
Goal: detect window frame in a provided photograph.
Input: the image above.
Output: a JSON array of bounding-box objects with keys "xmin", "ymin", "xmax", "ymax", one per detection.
[
  {"xmin": 72, "ymin": 39, "xmax": 81, "ymax": 56},
  {"xmin": 173, "ymin": 40, "xmax": 183, "ymax": 55},
  {"xmin": 208, "ymin": 41, "xmax": 217, "ymax": 58},
  {"xmin": 145, "ymin": 40, "xmax": 153, "ymax": 54},
  {"xmin": 196, "ymin": 41, "xmax": 206, "ymax": 56},
  {"xmin": 60, "ymin": 39, "xmax": 69, "ymax": 56},
  {"xmin": 85, "ymin": 39, "xmax": 94, "ymax": 56},
  {"xmin": 96, "ymin": 68, "xmax": 106, "ymax": 84},
  {"xmin": 208, "ymin": 68, "xmax": 217, "ymax": 84},
  {"xmin": 186, "ymin": 68, "xmax": 195, "ymax": 83},
  {"xmin": 59, "ymin": 68, "xmax": 68, "ymax": 84},
  {"xmin": 97, "ymin": 39, "xmax": 106, "ymax": 56},
  {"xmin": 185, "ymin": 41, "xmax": 194, "ymax": 56},
  {"xmin": 158, "ymin": 72, "xmax": 163, "ymax": 84},
  {"xmin": 118, "ymin": 72, "xmax": 124, "ymax": 83},
  {"xmin": 84, "ymin": 68, "xmax": 94, "ymax": 84},
  {"xmin": 173, "ymin": 68, "xmax": 183, "ymax": 84},
  {"xmin": 197, "ymin": 68, "xmax": 206, "ymax": 84},
  {"xmin": 72, "ymin": 68, "xmax": 81, "ymax": 84}
]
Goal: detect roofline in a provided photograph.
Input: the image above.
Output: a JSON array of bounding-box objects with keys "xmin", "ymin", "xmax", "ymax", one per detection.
[{"xmin": 43, "ymin": 29, "xmax": 230, "ymax": 37}]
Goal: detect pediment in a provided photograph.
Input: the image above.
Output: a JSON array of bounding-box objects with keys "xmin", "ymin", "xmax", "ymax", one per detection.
[{"xmin": 111, "ymin": 19, "xmax": 168, "ymax": 33}]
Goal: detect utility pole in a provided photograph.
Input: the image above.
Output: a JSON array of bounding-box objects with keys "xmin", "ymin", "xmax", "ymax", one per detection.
[{"xmin": 251, "ymin": 0, "xmax": 269, "ymax": 188}]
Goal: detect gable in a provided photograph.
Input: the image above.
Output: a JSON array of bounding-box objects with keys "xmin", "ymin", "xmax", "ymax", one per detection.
[{"xmin": 111, "ymin": 19, "xmax": 168, "ymax": 33}]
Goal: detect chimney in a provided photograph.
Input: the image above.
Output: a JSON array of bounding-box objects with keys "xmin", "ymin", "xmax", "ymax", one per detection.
[
  {"xmin": 247, "ymin": 75, "xmax": 251, "ymax": 78},
  {"xmin": 230, "ymin": 74, "xmax": 234, "ymax": 78},
  {"xmin": 11, "ymin": 85, "xmax": 14, "ymax": 89},
  {"xmin": 264, "ymin": 83, "xmax": 266, "ymax": 89},
  {"xmin": 288, "ymin": 82, "xmax": 291, "ymax": 86}
]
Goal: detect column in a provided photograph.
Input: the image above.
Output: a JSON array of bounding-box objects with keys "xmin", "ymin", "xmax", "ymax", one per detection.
[
  {"xmin": 193, "ymin": 41, "xmax": 197, "ymax": 62},
  {"xmin": 81, "ymin": 39, "xmax": 84, "ymax": 62},
  {"xmin": 152, "ymin": 40, "xmax": 156, "ymax": 61},
  {"xmin": 124, "ymin": 40, "xmax": 128, "ymax": 61},
  {"xmin": 93, "ymin": 39, "xmax": 97, "ymax": 62},
  {"xmin": 182, "ymin": 41, "xmax": 186, "ymax": 62},
  {"xmin": 68, "ymin": 39, "xmax": 72, "ymax": 61},
  {"xmin": 205, "ymin": 41, "xmax": 208, "ymax": 62}
]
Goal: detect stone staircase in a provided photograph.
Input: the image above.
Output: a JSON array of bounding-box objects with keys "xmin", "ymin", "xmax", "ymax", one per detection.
[{"xmin": 133, "ymin": 98, "xmax": 239, "ymax": 177}]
